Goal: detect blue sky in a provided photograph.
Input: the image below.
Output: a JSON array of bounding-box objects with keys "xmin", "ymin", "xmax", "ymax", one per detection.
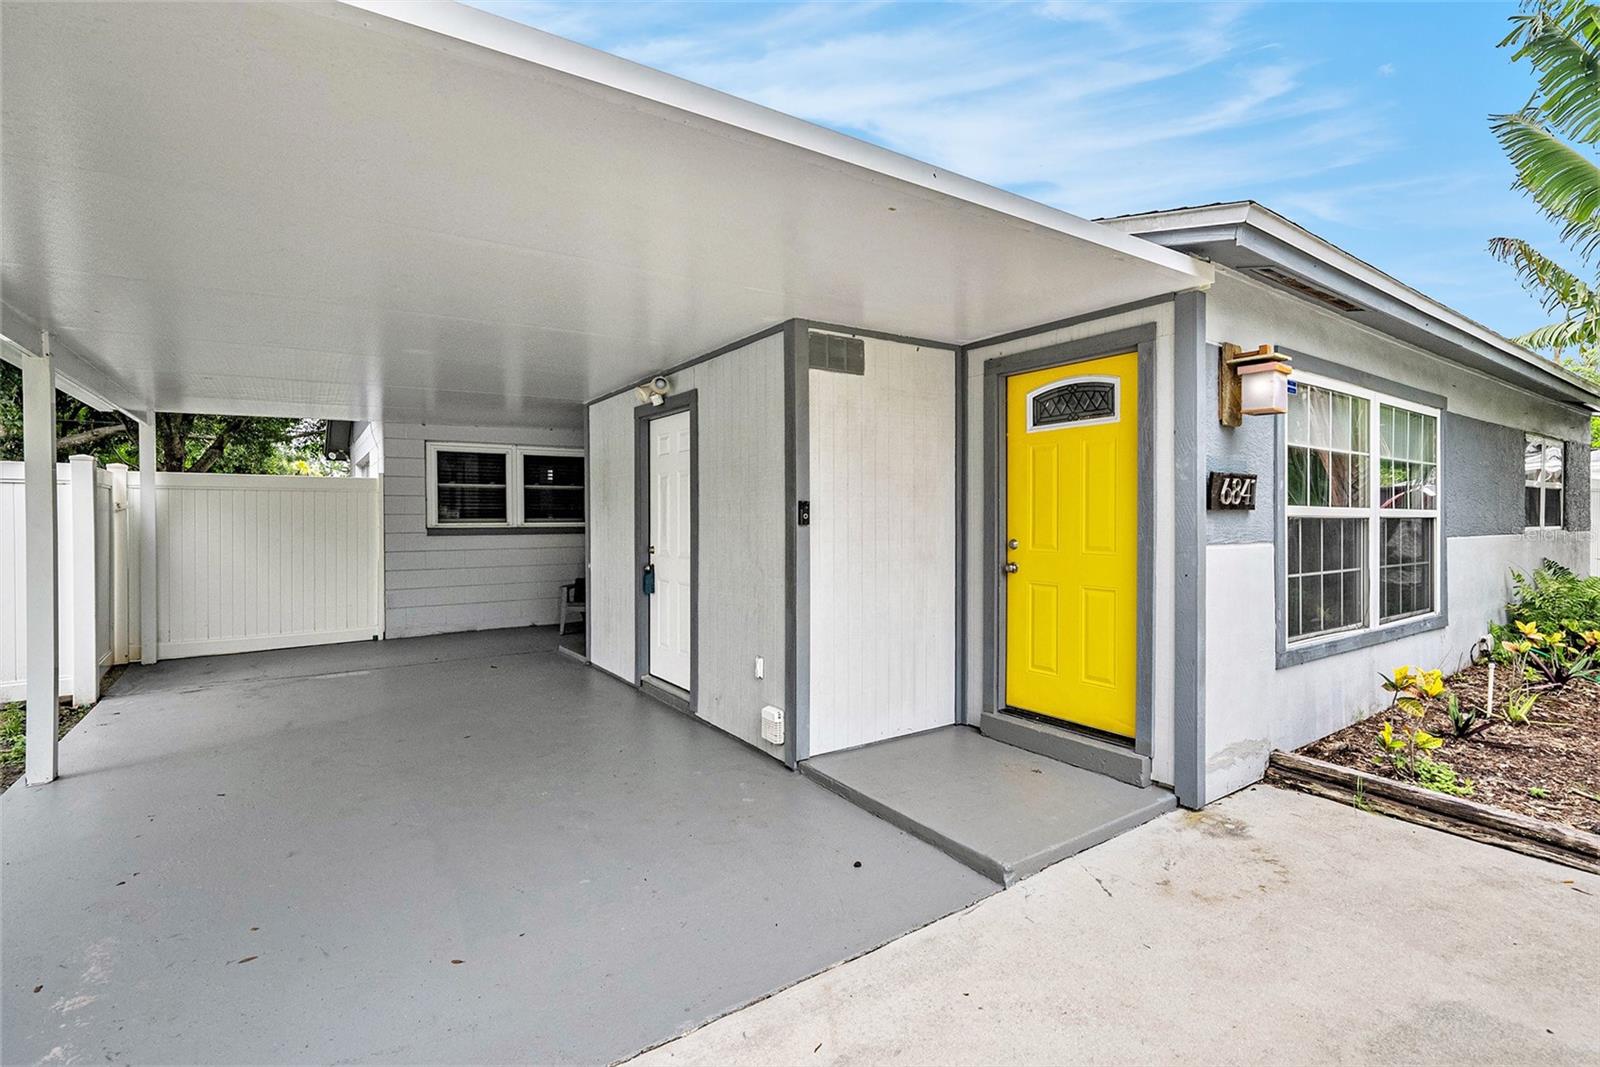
[{"xmin": 472, "ymin": 1, "xmax": 1569, "ymax": 341}]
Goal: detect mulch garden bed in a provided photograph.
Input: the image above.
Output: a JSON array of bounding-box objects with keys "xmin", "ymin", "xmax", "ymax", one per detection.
[{"xmin": 1299, "ymin": 663, "xmax": 1600, "ymax": 835}]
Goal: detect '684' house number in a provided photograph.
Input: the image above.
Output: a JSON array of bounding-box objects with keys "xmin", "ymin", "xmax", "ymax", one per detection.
[{"xmin": 1207, "ymin": 471, "xmax": 1258, "ymax": 510}]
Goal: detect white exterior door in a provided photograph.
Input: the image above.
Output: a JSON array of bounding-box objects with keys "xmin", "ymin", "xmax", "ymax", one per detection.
[{"xmin": 648, "ymin": 411, "xmax": 692, "ymax": 689}]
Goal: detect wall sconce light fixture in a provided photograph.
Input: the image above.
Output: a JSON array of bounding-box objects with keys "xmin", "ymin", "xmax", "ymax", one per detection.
[{"xmin": 1219, "ymin": 343, "xmax": 1292, "ymax": 427}]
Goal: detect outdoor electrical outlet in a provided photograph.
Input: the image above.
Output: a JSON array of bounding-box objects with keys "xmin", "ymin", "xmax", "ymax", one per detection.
[{"xmin": 754, "ymin": 656, "xmax": 764, "ymax": 679}]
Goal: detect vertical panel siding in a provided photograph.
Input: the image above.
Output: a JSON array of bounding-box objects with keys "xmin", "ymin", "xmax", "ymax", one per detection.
[
  {"xmin": 587, "ymin": 395, "xmax": 638, "ymax": 679},
  {"xmin": 379, "ymin": 422, "xmax": 583, "ymax": 639},
  {"xmin": 807, "ymin": 339, "xmax": 957, "ymax": 755},
  {"xmin": 153, "ymin": 473, "xmax": 380, "ymax": 658},
  {"xmin": 691, "ymin": 335, "xmax": 788, "ymax": 752},
  {"xmin": 585, "ymin": 335, "xmax": 789, "ymax": 756}
]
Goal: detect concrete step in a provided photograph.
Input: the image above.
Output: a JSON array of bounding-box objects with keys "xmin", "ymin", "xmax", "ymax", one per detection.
[
  {"xmin": 980, "ymin": 710, "xmax": 1152, "ymax": 787},
  {"xmin": 801, "ymin": 726, "xmax": 1176, "ymax": 886}
]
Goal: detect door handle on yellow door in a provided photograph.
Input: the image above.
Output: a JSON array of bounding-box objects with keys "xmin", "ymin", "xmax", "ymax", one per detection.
[
  {"xmin": 1007, "ymin": 538, "xmax": 1019, "ymax": 550},
  {"xmin": 1004, "ymin": 562, "xmax": 1019, "ymax": 574}
]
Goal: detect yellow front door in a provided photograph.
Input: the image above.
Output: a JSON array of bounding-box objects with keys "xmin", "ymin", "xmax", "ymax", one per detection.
[{"xmin": 1004, "ymin": 352, "xmax": 1138, "ymax": 737}]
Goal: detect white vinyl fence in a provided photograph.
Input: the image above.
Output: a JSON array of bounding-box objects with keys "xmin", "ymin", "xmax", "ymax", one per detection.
[
  {"xmin": 152, "ymin": 473, "xmax": 381, "ymax": 658},
  {"xmin": 2, "ymin": 461, "xmax": 381, "ymax": 702}
]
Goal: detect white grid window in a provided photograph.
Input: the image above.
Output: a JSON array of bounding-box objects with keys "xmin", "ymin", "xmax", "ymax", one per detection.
[
  {"xmin": 1284, "ymin": 374, "xmax": 1440, "ymax": 644},
  {"xmin": 1524, "ymin": 434, "xmax": 1565, "ymax": 529},
  {"xmin": 426, "ymin": 442, "xmax": 585, "ymax": 530}
]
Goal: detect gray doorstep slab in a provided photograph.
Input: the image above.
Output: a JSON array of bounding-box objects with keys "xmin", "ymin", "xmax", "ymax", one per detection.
[
  {"xmin": 1, "ymin": 629, "xmax": 993, "ymax": 1066},
  {"xmin": 802, "ymin": 726, "xmax": 1176, "ymax": 885}
]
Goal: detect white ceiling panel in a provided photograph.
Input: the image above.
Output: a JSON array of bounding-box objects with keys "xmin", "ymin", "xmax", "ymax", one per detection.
[{"xmin": 1, "ymin": 1, "xmax": 1208, "ymax": 426}]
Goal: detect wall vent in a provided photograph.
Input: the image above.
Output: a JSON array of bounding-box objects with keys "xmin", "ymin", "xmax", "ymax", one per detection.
[
  {"xmin": 808, "ymin": 331, "xmax": 866, "ymax": 375},
  {"xmin": 1248, "ymin": 266, "xmax": 1364, "ymax": 313}
]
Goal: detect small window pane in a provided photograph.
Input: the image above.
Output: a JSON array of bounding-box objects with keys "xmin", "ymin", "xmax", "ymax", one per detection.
[
  {"xmin": 1287, "ymin": 447, "xmax": 1309, "ymax": 507},
  {"xmin": 522, "ymin": 452, "xmax": 585, "ymax": 524},
  {"xmin": 435, "ymin": 450, "xmax": 508, "ymax": 524},
  {"xmin": 1287, "ymin": 517, "xmax": 1368, "ymax": 641},
  {"xmin": 1311, "ymin": 389, "xmax": 1333, "ymax": 448},
  {"xmin": 1310, "ymin": 450, "xmax": 1330, "ymax": 506},
  {"xmin": 1288, "ymin": 387, "xmax": 1309, "ymax": 444},
  {"xmin": 1333, "ymin": 393, "xmax": 1352, "ymax": 451},
  {"xmin": 1380, "ymin": 517, "xmax": 1434, "ymax": 622},
  {"xmin": 1525, "ymin": 435, "xmax": 1565, "ymax": 527}
]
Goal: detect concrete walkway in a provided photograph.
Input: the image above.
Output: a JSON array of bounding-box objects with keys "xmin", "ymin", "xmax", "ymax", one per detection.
[
  {"xmin": 632, "ymin": 786, "xmax": 1600, "ymax": 1066},
  {"xmin": 1, "ymin": 631, "xmax": 992, "ymax": 1065}
]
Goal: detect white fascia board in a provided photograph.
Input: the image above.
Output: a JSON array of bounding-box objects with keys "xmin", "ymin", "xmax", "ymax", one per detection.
[
  {"xmin": 1105, "ymin": 201, "xmax": 1600, "ymax": 405},
  {"xmin": 339, "ymin": 0, "xmax": 1212, "ymax": 291}
]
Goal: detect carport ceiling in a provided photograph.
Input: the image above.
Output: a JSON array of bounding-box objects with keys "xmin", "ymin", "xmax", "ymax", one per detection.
[{"xmin": 1, "ymin": 0, "xmax": 1209, "ymax": 427}]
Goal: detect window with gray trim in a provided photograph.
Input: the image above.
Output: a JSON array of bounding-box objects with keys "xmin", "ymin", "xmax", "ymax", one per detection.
[
  {"xmin": 1525, "ymin": 434, "xmax": 1564, "ymax": 528},
  {"xmin": 1284, "ymin": 375, "xmax": 1440, "ymax": 643},
  {"xmin": 425, "ymin": 441, "xmax": 584, "ymax": 529}
]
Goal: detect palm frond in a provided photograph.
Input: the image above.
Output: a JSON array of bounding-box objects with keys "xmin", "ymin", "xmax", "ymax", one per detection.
[
  {"xmin": 1493, "ymin": 108, "xmax": 1600, "ymax": 259},
  {"xmin": 1517, "ymin": 315, "xmax": 1600, "ymax": 353},
  {"xmin": 1501, "ymin": 1, "xmax": 1600, "ymax": 144},
  {"xmin": 1489, "ymin": 235, "xmax": 1599, "ymax": 311}
]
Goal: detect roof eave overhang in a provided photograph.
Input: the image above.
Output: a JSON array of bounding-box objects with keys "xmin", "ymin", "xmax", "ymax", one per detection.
[
  {"xmin": 1111, "ymin": 203, "xmax": 1600, "ymax": 412},
  {"xmin": 344, "ymin": 0, "xmax": 1213, "ymax": 293}
]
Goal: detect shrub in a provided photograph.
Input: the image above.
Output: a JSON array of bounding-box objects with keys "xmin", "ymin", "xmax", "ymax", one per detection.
[
  {"xmin": 1500, "ymin": 559, "xmax": 1600, "ymax": 635},
  {"xmin": 1497, "ymin": 619, "xmax": 1598, "ymax": 686},
  {"xmin": 1444, "ymin": 692, "xmax": 1491, "ymax": 738},
  {"xmin": 0, "ymin": 702, "xmax": 23, "ymax": 764}
]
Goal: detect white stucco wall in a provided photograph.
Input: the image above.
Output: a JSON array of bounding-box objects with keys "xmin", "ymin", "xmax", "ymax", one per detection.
[
  {"xmin": 1200, "ymin": 268, "xmax": 1593, "ymax": 802},
  {"xmin": 966, "ymin": 302, "xmax": 1179, "ymax": 788}
]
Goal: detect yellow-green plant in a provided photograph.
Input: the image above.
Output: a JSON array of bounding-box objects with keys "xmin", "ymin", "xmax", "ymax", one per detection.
[
  {"xmin": 1506, "ymin": 688, "xmax": 1539, "ymax": 724},
  {"xmin": 1377, "ymin": 666, "xmax": 1448, "ymax": 774}
]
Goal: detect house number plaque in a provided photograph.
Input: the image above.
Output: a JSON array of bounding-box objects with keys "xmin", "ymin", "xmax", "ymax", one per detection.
[{"xmin": 1207, "ymin": 472, "xmax": 1257, "ymax": 511}]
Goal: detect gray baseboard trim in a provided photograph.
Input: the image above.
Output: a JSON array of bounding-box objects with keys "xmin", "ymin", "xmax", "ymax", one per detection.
[
  {"xmin": 980, "ymin": 711, "xmax": 1152, "ymax": 787},
  {"xmin": 555, "ymin": 644, "xmax": 588, "ymax": 665},
  {"xmin": 640, "ymin": 675, "xmax": 692, "ymax": 714}
]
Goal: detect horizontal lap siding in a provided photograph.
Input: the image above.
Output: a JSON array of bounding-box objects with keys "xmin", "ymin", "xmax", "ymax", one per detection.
[{"xmin": 380, "ymin": 422, "xmax": 583, "ymax": 639}]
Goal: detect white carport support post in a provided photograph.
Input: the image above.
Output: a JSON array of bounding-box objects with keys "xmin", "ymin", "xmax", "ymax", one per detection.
[
  {"xmin": 138, "ymin": 413, "xmax": 158, "ymax": 665},
  {"xmin": 69, "ymin": 454, "xmax": 99, "ymax": 707},
  {"xmin": 22, "ymin": 332, "xmax": 60, "ymax": 785}
]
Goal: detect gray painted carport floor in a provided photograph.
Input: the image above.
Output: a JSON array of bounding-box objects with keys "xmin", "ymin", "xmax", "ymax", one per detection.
[
  {"xmin": 0, "ymin": 630, "xmax": 993, "ymax": 1065},
  {"xmin": 632, "ymin": 785, "xmax": 1600, "ymax": 1066}
]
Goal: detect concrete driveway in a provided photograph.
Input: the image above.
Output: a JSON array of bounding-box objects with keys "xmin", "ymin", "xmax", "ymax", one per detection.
[
  {"xmin": 1, "ymin": 630, "xmax": 993, "ymax": 1065},
  {"xmin": 632, "ymin": 785, "xmax": 1600, "ymax": 1066}
]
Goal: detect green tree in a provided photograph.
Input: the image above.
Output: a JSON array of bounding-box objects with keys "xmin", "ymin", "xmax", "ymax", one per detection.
[
  {"xmin": 1491, "ymin": 0, "xmax": 1600, "ymax": 444},
  {"xmin": 0, "ymin": 360, "xmax": 340, "ymax": 473}
]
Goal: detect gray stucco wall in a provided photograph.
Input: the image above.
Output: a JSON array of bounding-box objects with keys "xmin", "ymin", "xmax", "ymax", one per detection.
[
  {"xmin": 1204, "ymin": 345, "xmax": 1275, "ymax": 546},
  {"xmin": 1445, "ymin": 413, "xmax": 1530, "ymax": 538},
  {"xmin": 1565, "ymin": 439, "xmax": 1592, "ymax": 533},
  {"xmin": 1200, "ymin": 267, "xmax": 1595, "ymax": 804}
]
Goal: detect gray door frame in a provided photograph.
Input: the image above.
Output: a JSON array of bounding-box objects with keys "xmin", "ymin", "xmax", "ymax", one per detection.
[
  {"xmin": 980, "ymin": 324, "xmax": 1158, "ymax": 756},
  {"xmin": 634, "ymin": 390, "xmax": 700, "ymax": 710}
]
